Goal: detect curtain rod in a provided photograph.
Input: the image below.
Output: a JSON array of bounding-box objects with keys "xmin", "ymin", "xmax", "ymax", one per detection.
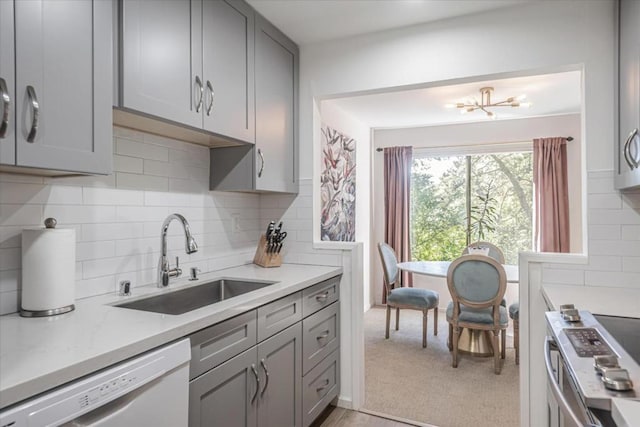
[{"xmin": 375, "ymin": 136, "xmax": 574, "ymax": 152}]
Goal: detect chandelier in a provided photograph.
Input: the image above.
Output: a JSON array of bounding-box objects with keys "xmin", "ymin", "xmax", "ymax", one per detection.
[{"xmin": 446, "ymin": 87, "xmax": 531, "ymax": 119}]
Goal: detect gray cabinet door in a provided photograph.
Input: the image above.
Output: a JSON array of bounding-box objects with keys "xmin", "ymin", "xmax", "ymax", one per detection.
[
  {"xmin": 255, "ymin": 14, "xmax": 298, "ymax": 193},
  {"xmin": 189, "ymin": 346, "xmax": 258, "ymax": 427},
  {"xmin": 121, "ymin": 0, "xmax": 202, "ymax": 129},
  {"xmin": 202, "ymin": 0, "xmax": 255, "ymax": 143},
  {"xmin": 616, "ymin": 0, "xmax": 640, "ymax": 189},
  {"xmin": 14, "ymin": 0, "xmax": 112, "ymax": 174},
  {"xmin": 257, "ymin": 324, "xmax": 303, "ymax": 427},
  {"xmin": 0, "ymin": 0, "xmax": 14, "ymax": 165}
]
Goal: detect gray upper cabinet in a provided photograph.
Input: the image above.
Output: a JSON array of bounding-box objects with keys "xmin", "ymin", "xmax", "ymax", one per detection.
[
  {"xmin": 0, "ymin": 0, "xmax": 15, "ymax": 165},
  {"xmin": 120, "ymin": 0, "xmax": 201, "ymax": 129},
  {"xmin": 254, "ymin": 14, "xmax": 298, "ymax": 193},
  {"xmin": 119, "ymin": 0, "xmax": 255, "ymax": 144},
  {"xmin": 202, "ymin": 0, "xmax": 255, "ymax": 143},
  {"xmin": 0, "ymin": 0, "xmax": 112, "ymax": 175},
  {"xmin": 209, "ymin": 13, "xmax": 298, "ymax": 194},
  {"xmin": 616, "ymin": 0, "xmax": 640, "ymax": 190}
]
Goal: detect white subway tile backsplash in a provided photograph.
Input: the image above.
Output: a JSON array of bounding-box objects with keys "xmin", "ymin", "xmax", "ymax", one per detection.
[
  {"xmin": 116, "ymin": 206, "xmax": 169, "ymax": 223},
  {"xmin": 622, "ymin": 257, "xmax": 640, "ymax": 272},
  {"xmin": 0, "ymin": 291, "xmax": 18, "ymax": 315},
  {"xmin": 83, "ymin": 187, "xmax": 144, "ymax": 206},
  {"xmin": 0, "ymin": 226, "xmax": 24, "ymax": 248},
  {"xmin": 621, "ymin": 225, "xmax": 640, "ymax": 240},
  {"xmin": 585, "ymin": 271, "xmax": 640, "ymax": 287},
  {"xmin": 114, "ymin": 155, "xmax": 144, "ymax": 174},
  {"xmin": 0, "ymin": 248, "xmax": 21, "ymax": 271},
  {"xmin": 116, "ymin": 139, "xmax": 169, "ymax": 161},
  {"xmin": 81, "ymin": 222, "xmax": 146, "ymax": 242},
  {"xmin": 588, "ymin": 225, "xmax": 621, "ymax": 240},
  {"xmin": 588, "ymin": 193, "xmax": 622, "ymax": 209},
  {"xmin": 116, "ymin": 172, "xmax": 169, "ymax": 192},
  {"xmin": 0, "ymin": 269, "xmax": 19, "ymax": 292},
  {"xmin": 143, "ymin": 159, "xmax": 171, "ymax": 177},
  {"xmin": 0, "ymin": 204, "xmax": 42, "ymax": 226},
  {"xmin": 44, "ymin": 205, "xmax": 116, "ymax": 224},
  {"xmin": 542, "ymin": 268, "xmax": 585, "ymax": 285},
  {"xmin": 76, "ymin": 241, "xmax": 116, "ymax": 261},
  {"xmin": 0, "ymin": 183, "xmax": 82, "ymax": 205}
]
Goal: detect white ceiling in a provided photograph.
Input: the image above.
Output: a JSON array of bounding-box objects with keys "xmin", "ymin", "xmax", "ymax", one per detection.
[
  {"xmin": 326, "ymin": 71, "xmax": 582, "ymax": 129},
  {"xmin": 246, "ymin": 1, "xmax": 581, "ymax": 129},
  {"xmin": 247, "ymin": 0, "xmax": 526, "ymax": 45}
]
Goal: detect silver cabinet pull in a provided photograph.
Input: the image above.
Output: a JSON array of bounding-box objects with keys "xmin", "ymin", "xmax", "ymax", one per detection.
[
  {"xmin": 624, "ymin": 128, "xmax": 639, "ymax": 170},
  {"xmin": 257, "ymin": 148, "xmax": 264, "ymax": 178},
  {"xmin": 260, "ymin": 358, "xmax": 269, "ymax": 397},
  {"xmin": 26, "ymin": 85, "xmax": 39, "ymax": 143},
  {"xmin": 316, "ymin": 379, "xmax": 330, "ymax": 393},
  {"xmin": 0, "ymin": 78, "xmax": 10, "ymax": 139},
  {"xmin": 315, "ymin": 292, "xmax": 329, "ymax": 301},
  {"xmin": 205, "ymin": 80, "xmax": 214, "ymax": 116},
  {"xmin": 316, "ymin": 330, "xmax": 330, "ymax": 340},
  {"xmin": 250, "ymin": 364, "xmax": 260, "ymax": 404},
  {"xmin": 194, "ymin": 76, "xmax": 203, "ymax": 113}
]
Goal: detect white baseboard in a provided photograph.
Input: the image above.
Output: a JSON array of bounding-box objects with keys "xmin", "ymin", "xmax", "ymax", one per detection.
[{"xmin": 337, "ymin": 396, "xmax": 353, "ymax": 410}]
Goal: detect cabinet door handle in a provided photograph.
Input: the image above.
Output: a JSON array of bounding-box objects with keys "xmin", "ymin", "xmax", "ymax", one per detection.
[
  {"xmin": 257, "ymin": 149, "xmax": 264, "ymax": 178},
  {"xmin": 205, "ymin": 80, "xmax": 214, "ymax": 116},
  {"xmin": 194, "ymin": 76, "xmax": 203, "ymax": 113},
  {"xmin": 626, "ymin": 129, "xmax": 639, "ymax": 169},
  {"xmin": 0, "ymin": 77, "xmax": 10, "ymax": 139},
  {"xmin": 315, "ymin": 292, "xmax": 329, "ymax": 301},
  {"xmin": 260, "ymin": 358, "xmax": 269, "ymax": 397},
  {"xmin": 623, "ymin": 129, "xmax": 638, "ymax": 169},
  {"xmin": 26, "ymin": 85, "xmax": 39, "ymax": 143},
  {"xmin": 251, "ymin": 364, "xmax": 260, "ymax": 404},
  {"xmin": 316, "ymin": 379, "xmax": 330, "ymax": 393},
  {"xmin": 316, "ymin": 330, "xmax": 331, "ymax": 340}
]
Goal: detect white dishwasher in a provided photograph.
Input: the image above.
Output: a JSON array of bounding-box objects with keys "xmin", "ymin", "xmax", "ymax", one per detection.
[{"xmin": 0, "ymin": 339, "xmax": 190, "ymax": 427}]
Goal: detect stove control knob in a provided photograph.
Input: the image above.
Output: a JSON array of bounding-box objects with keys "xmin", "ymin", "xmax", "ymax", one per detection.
[
  {"xmin": 600, "ymin": 367, "xmax": 634, "ymax": 391},
  {"xmin": 594, "ymin": 355, "xmax": 620, "ymax": 375}
]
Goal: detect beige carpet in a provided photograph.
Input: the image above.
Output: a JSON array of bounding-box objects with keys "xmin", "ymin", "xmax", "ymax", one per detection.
[{"xmin": 363, "ymin": 307, "xmax": 520, "ymax": 427}]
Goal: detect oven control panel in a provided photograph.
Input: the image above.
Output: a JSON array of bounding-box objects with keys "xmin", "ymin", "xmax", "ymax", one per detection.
[{"xmin": 565, "ymin": 328, "xmax": 615, "ymax": 357}]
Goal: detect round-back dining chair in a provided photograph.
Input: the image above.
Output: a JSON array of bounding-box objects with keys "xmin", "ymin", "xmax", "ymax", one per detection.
[
  {"xmin": 378, "ymin": 242, "xmax": 439, "ymax": 348},
  {"xmin": 446, "ymin": 254, "xmax": 508, "ymax": 374}
]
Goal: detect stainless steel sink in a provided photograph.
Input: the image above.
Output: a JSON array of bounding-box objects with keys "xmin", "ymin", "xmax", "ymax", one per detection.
[{"xmin": 115, "ymin": 279, "xmax": 276, "ymax": 315}]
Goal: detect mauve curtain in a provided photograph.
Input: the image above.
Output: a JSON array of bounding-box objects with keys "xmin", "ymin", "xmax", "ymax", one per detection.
[
  {"xmin": 533, "ymin": 137, "xmax": 570, "ymax": 253},
  {"xmin": 383, "ymin": 146, "xmax": 413, "ymax": 303}
]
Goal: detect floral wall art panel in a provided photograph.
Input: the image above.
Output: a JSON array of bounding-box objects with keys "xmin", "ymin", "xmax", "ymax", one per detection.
[{"xmin": 320, "ymin": 124, "xmax": 356, "ymax": 242}]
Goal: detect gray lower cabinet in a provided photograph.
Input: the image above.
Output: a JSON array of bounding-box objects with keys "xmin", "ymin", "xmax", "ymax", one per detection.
[
  {"xmin": 189, "ymin": 323, "xmax": 303, "ymax": 427},
  {"xmin": 187, "ymin": 275, "xmax": 341, "ymax": 427},
  {"xmin": 616, "ymin": 0, "xmax": 640, "ymax": 189},
  {"xmin": 0, "ymin": 0, "xmax": 112, "ymax": 174},
  {"xmin": 209, "ymin": 13, "xmax": 298, "ymax": 194}
]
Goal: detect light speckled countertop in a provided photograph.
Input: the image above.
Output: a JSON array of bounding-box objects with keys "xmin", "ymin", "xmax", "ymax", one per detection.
[
  {"xmin": 541, "ymin": 284, "xmax": 640, "ymax": 318},
  {"xmin": 0, "ymin": 263, "xmax": 342, "ymax": 410}
]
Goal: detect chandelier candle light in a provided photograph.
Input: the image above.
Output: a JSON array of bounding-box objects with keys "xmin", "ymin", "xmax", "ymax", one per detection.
[{"xmin": 446, "ymin": 87, "xmax": 531, "ymax": 119}]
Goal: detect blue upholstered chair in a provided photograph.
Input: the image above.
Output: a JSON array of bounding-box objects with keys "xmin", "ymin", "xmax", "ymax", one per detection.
[
  {"xmin": 446, "ymin": 254, "xmax": 508, "ymax": 374},
  {"xmin": 378, "ymin": 242, "xmax": 439, "ymax": 348},
  {"xmin": 509, "ymin": 302, "xmax": 520, "ymax": 365},
  {"xmin": 462, "ymin": 241, "xmax": 506, "ymax": 264}
]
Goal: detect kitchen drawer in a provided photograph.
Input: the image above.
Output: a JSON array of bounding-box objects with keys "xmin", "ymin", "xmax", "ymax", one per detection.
[
  {"xmin": 302, "ymin": 302, "xmax": 339, "ymax": 375},
  {"xmin": 189, "ymin": 310, "xmax": 257, "ymax": 380},
  {"xmin": 302, "ymin": 348, "xmax": 340, "ymax": 427},
  {"xmin": 257, "ymin": 292, "xmax": 302, "ymax": 342},
  {"xmin": 302, "ymin": 275, "xmax": 340, "ymax": 317}
]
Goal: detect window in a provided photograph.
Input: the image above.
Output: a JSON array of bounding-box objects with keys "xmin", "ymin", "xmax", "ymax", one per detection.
[{"xmin": 410, "ymin": 149, "xmax": 533, "ymax": 264}]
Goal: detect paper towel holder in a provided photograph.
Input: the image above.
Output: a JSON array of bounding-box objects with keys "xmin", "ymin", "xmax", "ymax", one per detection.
[{"xmin": 20, "ymin": 218, "xmax": 76, "ymax": 318}]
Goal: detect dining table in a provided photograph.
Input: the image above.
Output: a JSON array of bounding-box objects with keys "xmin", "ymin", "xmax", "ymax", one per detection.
[{"xmin": 397, "ymin": 260, "xmax": 519, "ymax": 357}]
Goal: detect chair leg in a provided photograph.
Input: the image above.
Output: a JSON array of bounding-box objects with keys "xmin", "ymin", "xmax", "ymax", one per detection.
[
  {"xmin": 448, "ymin": 323, "xmax": 453, "ymax": 351},
  {"xmin": 514, "ymin": 319, "xmax": 520, "ymax": 365},
  {"xmin": 492, "ymin": 330, "xmax": 502, "ymax": 375},
  {"xmin": 433, "ymin": 307, "xmax": 438, "ymax": 336},
  {"xmin": 385, "ymin": 305, "xmax": 391, "ymax": 339},
  {"xmin": 395, "ymin": 308, "xmax": 400, "ymax": 330},
  {"xmin": 501, "ymin": 329, "xmax": 506, "ymax": 360},
  {"xmin": 452, "ymin": 326, "xmax": 460, "ymax": 368},
  {"xmin": 422, "ymin": 309, "xmax": 427, "ymax": 348}
]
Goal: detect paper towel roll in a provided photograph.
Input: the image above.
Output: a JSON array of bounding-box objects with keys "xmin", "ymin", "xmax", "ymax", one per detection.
[{"xmin": 21, "ymin": 227, "xmax": 76, "ymax": 315}]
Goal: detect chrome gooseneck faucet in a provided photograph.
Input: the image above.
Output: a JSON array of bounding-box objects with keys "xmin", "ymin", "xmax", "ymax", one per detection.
[{"xmin": 157, "ymin": 213, "xmax": 198, "ymax": 287}]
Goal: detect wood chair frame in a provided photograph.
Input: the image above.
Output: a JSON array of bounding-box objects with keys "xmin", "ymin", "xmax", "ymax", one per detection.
[{"xmin": 461, "ymin": 241, "xmax": 506, "ymax": 264}]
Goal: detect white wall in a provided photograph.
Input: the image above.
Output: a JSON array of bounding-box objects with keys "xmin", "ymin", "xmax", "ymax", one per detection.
[
  {"xmin": 370, "ymin": 114, "xmax": 583, "ymax": 306},
  {"xmin": 0, "ymin": 127, "xmax": 262, "ymax": 315},
  {"xmin": 318, "ymin": 101, "xmax": 372, "ymax": 310}
]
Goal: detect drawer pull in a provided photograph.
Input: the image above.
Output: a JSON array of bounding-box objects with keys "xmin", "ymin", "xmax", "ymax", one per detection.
[
  {"xmin": 251, "ymin": 364, "xmax": 260, "ymax": 404},
  {"xmin": 260, "ymin": 358, "xmax": 269, "ymax": 397},
  {"xmin": 315, "ymin": 292, "xmax": 329, "ymax": 301},
  {"xmin": 316, "ymin": 379, "xmax": 330, "ymax": 392},
  {"xmin": 316, "ymin": 330, "xmax": 330, "ymax": 340},
  {"xmin": 0, "ymin": 77, "xmax": 10, "ymax": 139}
]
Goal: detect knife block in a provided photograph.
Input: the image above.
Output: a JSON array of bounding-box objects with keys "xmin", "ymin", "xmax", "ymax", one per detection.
[{"xmin": 253, "ymin": 234, "xmax": 282, "ymax": 268}]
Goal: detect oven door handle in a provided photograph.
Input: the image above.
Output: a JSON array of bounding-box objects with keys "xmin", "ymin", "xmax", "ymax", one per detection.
[{"xmin": 544, "ymin": 337, "xmax": 599, "ymax": 427}]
